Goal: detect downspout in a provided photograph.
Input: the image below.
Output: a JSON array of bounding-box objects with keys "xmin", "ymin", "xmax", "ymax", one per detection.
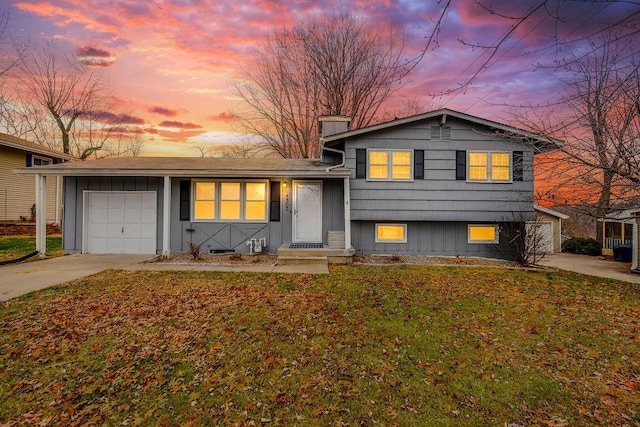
[
  {"xmin": 632, "ymin": 219, "xmax": 638, "ymax": 272},
  {"xmin": 321, "ymin": 139, "xmax": 346, "ymax": 172}
]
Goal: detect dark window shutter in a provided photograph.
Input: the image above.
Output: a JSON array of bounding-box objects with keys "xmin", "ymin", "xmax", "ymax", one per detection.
[
  {"xmin": 53, "ymin": 158, "xmax": 59, "ymax": 164},
  {"xmin": 456, "ymin": 151, "xmax": 466, "ymax": 180},
  {"xmin": 513, "ymin": 151, "xmax": 523, "ymax": 181},
  {"xmin": 414, "ymin": 150, "xmax": 424, "ymax": 180},
  {"xmin": 270, "ymin": 181, "xmax": 281, "ymax": 222},
  {"xmin": 179, "ymin": 180, "xmax": 190, "ymax": 221},
  {"xmin": 356, "ymin": 149, "xmax": 366, "ymax": 179},
  {"xmin": 26, "ymin": 153, "xmax": 32, "ymax": 167}
]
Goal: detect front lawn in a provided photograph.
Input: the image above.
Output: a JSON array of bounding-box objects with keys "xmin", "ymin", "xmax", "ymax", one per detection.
[
  {"xmin": 0, "ymin": 235, "xmax": 63, "ymax": 262},
  {"xmin": 0, "ymin": 266, "xmax": 638, "ymax": 425}
]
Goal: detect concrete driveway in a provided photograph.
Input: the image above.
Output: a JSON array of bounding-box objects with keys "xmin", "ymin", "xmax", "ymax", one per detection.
[
  {"xmin": 0, "ymin": 254, "xmax": 152, "ymax": 301},
  {"xmin": 539, "ymin": 253, "xmax": 640, "ymax": 284}
]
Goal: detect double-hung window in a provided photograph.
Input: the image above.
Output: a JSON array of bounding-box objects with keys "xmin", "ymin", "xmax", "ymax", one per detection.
[
  {"xmin": 467, "ymin": 151, "xmax": 511, "ymax": 182},
  {"xmin": 193, "ymin": 181, "xmax": 267, "ymax": 222},
  {"xmin": 367, "ymin": 149, "xmax": 413, "ymax": 181}
]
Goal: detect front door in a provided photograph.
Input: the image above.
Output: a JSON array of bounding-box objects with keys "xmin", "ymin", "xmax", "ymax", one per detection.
[{"xmin": 292, "ymin": 181, "xmax": 322, "ymax": 243}]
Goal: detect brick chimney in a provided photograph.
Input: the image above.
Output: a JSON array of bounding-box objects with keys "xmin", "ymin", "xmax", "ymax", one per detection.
[{"xmin": 318, "ymin": 116, "xmax": 351, "ymax": 138}]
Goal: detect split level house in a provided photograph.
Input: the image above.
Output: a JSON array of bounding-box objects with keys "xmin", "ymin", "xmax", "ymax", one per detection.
[
  {"xmin": 17, "ymin": 108, "xmax": 559, "ymax": 261},
  {"xmin": 1, "ymin": 133, "xmax": 73, "ymax": 225}
]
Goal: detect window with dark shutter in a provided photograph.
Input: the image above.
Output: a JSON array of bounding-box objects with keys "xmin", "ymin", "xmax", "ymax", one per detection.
[
  {"xmin": 355, "ymin": 149, "xmax": 366, "ymax": 179},
  {"xmin": 26, "ymin": 154, "xmax": 32, "ymax": 167},
  {"xmin": 414, "ymin": 150, "xmax": 424, "ymax": 180},
  {"xmin": 513, "ymin": 151, "xmax": 523, "ymax": 181},
  {"xmin": 179, "ymin": 180, "xmax": 190, "ymax": 221},
  {"xmin": 269, "ymin": 181, "xmax": 281, "ymax": 222},
  {"xmin": 456, "ymin": 150, "xmax": 466, "ymax": 180}
]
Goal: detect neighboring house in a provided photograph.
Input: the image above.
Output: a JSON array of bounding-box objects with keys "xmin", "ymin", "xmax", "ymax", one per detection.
[
  {"xmin": 18, "ymin": 109, "xmax": 557, "ymax": 260},
  {"xmin": 532, "ymin": 205, "xmax": 569, "ymax": 253},
  {"xmin": 0, "ymin": 133, "xmax": 73, "ymax": 224},
  {"xmin": 597, "ymin": 208, "xmax": 637, "ymax": 256}
]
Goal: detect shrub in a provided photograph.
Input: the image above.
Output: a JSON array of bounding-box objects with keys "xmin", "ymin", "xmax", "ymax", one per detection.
[{"xmin": 561, "ymin": 237, "xmax": 602, "ymax": 256}]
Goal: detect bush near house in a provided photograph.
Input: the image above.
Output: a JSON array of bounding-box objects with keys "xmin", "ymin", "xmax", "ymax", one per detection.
[
  {"xmin": 561, "ymin": 237, "xmax": 602, "ymax": 256},
  {"xmin": 1, "ymin": 266, "xmax": 638, "ymax": 425}
]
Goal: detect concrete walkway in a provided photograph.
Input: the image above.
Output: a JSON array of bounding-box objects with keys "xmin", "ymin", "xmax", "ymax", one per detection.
[
  {"xmin": 539, "ymin": 253, "xmax": 640, "ymax": 284},
  {"xmin": 0, "ymin": 255, "xmax": 329, "ymax": 301},
  {"xmin": 0, "ymin": 254, "xmax": 152, "ymax": 301}
]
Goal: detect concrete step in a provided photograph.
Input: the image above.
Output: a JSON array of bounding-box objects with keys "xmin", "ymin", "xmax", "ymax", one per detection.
[{"xmin": 276, "ymin": 255, "xmax": 329, "ymax": 267}]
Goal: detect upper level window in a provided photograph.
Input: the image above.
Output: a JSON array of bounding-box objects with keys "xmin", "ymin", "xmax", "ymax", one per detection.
[
  {"xmin": 193, "ymin": 181, "xmax": 267, "ymax": 222},
  {"xmin": 367, "ymin": 149, "xmax": 413, "ymax": 181},
  {"xmin": 468, "ymin": 151, "xmax": 511, "ymax": 182}
]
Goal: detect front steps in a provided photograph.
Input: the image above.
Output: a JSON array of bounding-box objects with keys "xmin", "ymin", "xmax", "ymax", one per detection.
[{"xmin": 276, "ymin": 244, "xmax": 355, "ymax": 266}]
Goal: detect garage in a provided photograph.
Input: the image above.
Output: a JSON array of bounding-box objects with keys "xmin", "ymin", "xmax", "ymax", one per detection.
[
  {"xmin": 84, "ymin": 191, "xmax": 157, "ymax": 254},
  {"xmin": 526, "ymin": 221, "xmax": 553, "ymax": 254}
]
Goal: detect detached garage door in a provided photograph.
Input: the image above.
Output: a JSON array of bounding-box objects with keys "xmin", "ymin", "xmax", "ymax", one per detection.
[
  {"xmin": 526, "ymin": 221, "xmax": 554, "ymax": 254},
  {"xmin": 85, "ymin": 191, "xmax": 157, "ymax": 254}
]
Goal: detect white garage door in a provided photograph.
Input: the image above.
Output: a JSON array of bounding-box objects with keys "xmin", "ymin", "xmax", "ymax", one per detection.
[
  {"xmin": 526, "ymin": 221, "xmax": 554, "ymax": 254},
  {"xmin": 85, "ymin": 191, "xmax": 157, "ymax": 254}
]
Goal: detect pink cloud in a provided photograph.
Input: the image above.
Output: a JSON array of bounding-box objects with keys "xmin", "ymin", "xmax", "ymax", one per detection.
[
  {"xmin": 148, "ymin": 106, "xmax": 178, "ymax": 117},
  {"xmin": 76, "ymin": 46, "xmax": 117, "ymax": 67},
  {"xmin": 159, "ymin": 120, "xmax": 202, "ymax": 130},
  {"xmin": 209, "ymin": 112, "xmax": 237, "ymax": 123}
]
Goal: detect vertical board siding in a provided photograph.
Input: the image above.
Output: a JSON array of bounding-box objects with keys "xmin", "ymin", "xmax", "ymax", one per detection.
[
  {"xmin": 63, "ymin": 176, "xmax": 163, "ymax": 253},
  {"xmin": 352, "ymin": 220, "xmax": 511, "ymax": 259}
]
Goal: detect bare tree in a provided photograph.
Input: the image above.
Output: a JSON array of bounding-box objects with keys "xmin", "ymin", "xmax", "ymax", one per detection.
[
  {"xmin": 193, "ymin": 141, "xmax": 214, "ymax": 157},
  {"xmin": 234, "ymin": 12, "xmax": 417, "ymax": 158},
  {"xmin": 217, "ymin": 139, "xmax": 271, "ymax": 158},
  {"xmin": 12, "ymin": 40, "xmax": 124, "ymax": 159},
  {"xmin": 104, "ymin": 134, "xmax": 144, "ymax": 158},
  {"xmin": 518, "ymin": 32, "xmax": 640, "ymax": 237}
]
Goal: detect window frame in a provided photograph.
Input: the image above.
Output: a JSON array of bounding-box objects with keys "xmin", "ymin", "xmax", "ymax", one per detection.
[
  {"xmin": 375, "ymin": 223, "xmax": 408, "ymax": 243},
  {"xmin": 32, "ymin": 156, "xmax": 52, "ymax": 166},
  {"xmin": 468, "ymin": 224, "xmax": 499, "ymax": 244},
  {"xmin": 366, "ymin": 149, "xmax": 414, "ymax": 182},
  {"xmin": 191, "ymin": 180, "xmax": 269, "ymax": 223},
  {"xmin": 466, "ymin": 151, "xmax": 512, "ymax": 183}
]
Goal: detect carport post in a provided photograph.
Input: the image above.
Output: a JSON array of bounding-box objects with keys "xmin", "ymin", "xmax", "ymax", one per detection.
[
  {"xmin": 35, "ymin": 174, "xmax": 47, "ymax": 258},
  {"xmin": 162, "ymin": 176, "xmax": 170, "ymax": 257}
]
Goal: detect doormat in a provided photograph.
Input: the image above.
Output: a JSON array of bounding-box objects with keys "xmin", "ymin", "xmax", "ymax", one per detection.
[{"xmin": 289, "ymin": 243, "xmax": 323, "ymax": 249}]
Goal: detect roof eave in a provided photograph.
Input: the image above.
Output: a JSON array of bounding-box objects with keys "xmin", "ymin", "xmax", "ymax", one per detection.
[
  {"xmin": 14, "ymin": 167, "xmax": 351, "ymax": 178},
  {"xmin": 1, "ymin": 140, "xmax": 75, "ymax": 160}
]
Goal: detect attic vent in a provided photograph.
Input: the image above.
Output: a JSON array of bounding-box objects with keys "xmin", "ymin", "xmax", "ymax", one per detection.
[{"xmin": 431, "ymin": 125, "xmax": 451, "ymax": 140}]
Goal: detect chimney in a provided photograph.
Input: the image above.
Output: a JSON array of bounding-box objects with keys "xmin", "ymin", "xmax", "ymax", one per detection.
[{"xmin": 318, "ymin": 116, "xmax": 351, "ymax": 138}]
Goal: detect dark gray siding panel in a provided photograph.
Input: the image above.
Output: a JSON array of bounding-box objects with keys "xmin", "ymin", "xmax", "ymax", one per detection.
[
  {"xmin": 352, "ymin": 220, "xmax": 513, "ymax": 259},
  {"xmin": 322, "ymin": 179, "xmax": 345, "ymax": 241},
  {"xmin": 63, "ymin": 177, "xmax": 163, "ymax": 253},
  {"xmin": 343, "ymin": 116, "xmax": 535, "ymax": 222}
]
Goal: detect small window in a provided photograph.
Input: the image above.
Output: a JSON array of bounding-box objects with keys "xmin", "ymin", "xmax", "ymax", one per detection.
[
  {"xmin": 33, "ymin": 157, "xmax": 51, "ymax": 166},
  {"xmin": 194, "ymin": 182, "xmax": 215, "ymax": 220},
  {"xmin": 468, "ymin": 224, "xmax": 499, "ymax": 244},
  {"xmin": 367, "ymin": 149, "xmax": 413, "ymax": 181},
  {"xmin": 375, "ymin": 224, "xmax": 407, "ymax": 243},
  {"xmin": 467, "ymin": 151, "xmax": 511, "ymax": 182}
]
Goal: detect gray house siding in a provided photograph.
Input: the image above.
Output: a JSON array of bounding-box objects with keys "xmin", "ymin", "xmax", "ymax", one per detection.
[
  {"xmin": 344, "ymin": 117, "xmax": 535, "ymax": 223},
  {"xmin": 63, "ymin": 176, "xmax": 164, "ymax": 253},
  {"xmin": 352, "ymin": 221, "xmax": 512, "ymax": 259},
  {"xmin": 64, "ymin": 176, "xmax": 345, "ymax": 255}
]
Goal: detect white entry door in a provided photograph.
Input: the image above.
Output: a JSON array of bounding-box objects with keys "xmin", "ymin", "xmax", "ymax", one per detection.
[
  {"xmin": 292, "ymin": 181, "xmax": 322, "ymax": 243},
  {"xmin": 85, "ymin": 191, "xmax": 157, "ymax": 254}
]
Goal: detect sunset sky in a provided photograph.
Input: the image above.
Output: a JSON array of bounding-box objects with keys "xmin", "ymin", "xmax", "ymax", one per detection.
[{"xmin": 4, "ymin": 0, "xmax": 638, "ymax": 156}]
